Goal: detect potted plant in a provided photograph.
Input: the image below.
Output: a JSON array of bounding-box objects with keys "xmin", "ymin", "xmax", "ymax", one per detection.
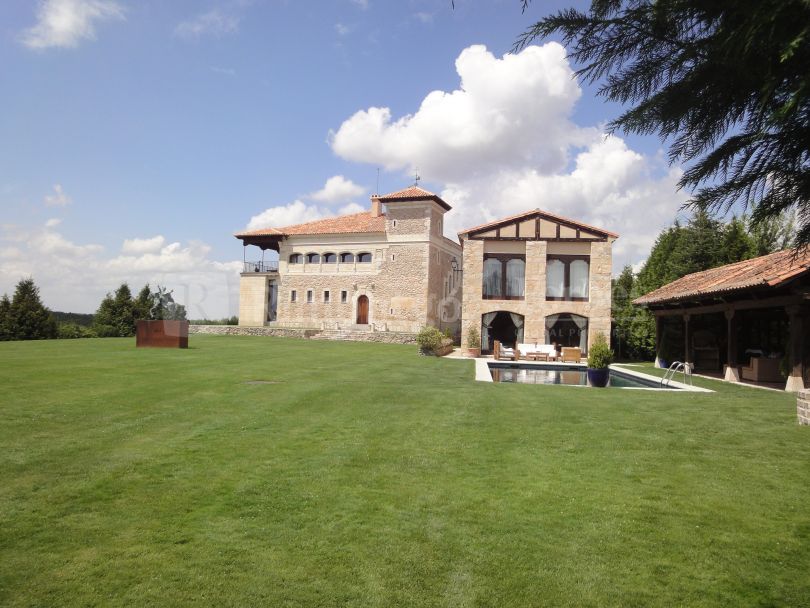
[
  {"xmin": 587, "ymin": 332, "xmax": 614, "ymax": 387},
  {"xmin": 466, "ymin": 325, "xmax": 481, "ymax": 358}
]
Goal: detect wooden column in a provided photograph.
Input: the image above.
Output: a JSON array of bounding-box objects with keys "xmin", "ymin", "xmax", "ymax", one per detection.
[
  {"xmin": 785, "ymin": 305, "xmax": 806, "ymax": 392},
  {"xmin": 723, "ymin": 308, "xmax": 740, "ymax": 382},
  {"xmin": 683, "ymin": 314, "xmax": 692, "ymax": 365},
  {"xmin": 655, "ymin": 314, "xmax": 664, "ymax": 368}
]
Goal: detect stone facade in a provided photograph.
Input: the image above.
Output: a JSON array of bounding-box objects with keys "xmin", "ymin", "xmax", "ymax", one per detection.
[
  {"xmin": 238, "ymin": 191, "xmax": 462, "ymax": 334},
  {"xmin": 459, "ymin": 213, "xmax": 615, "ymax": 353},
  {"xmin": 798, "ymin": 390, "xmax": 810, "ymax": 426}
]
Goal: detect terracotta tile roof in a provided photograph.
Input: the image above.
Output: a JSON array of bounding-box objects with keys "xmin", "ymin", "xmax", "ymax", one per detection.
[
  {"xmin": 235, "ymin": 211, "xmax": 386, "ymax": 238},
  {"xmin": 458, "ymin": 208, "xmax": 619, "ymax": 239},
  {"xmin": 376, "ymin": 186, "xmax": 452, "ymax": 210},
  {"xmin": 633, "ymin": 248, "xmax": 810, "ymax": 306}
]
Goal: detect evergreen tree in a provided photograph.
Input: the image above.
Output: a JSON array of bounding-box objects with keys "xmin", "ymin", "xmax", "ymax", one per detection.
[
  {"xmin": 720, "ymin": 217, "xmax": 755, "ymax": 265},
  {"xmin": 747, "ymin": 211, "xmax": 797, "ymax": 256},
  {"xmin": 516, "ymin": 0, "xmax": 810, "ymax": 248},
  {"xmin": 0, "ymin": 294, "xmax": 11, "ymax": 341},
  {"xmin": 94, "ymin": 283, "xmax": 137, "ymax": 337},
  {"xmin": 133, "ymin": 284, "xmax": 155, "ymax": 321},
  {"xmin": 7, "ymin": 278, "xmax": 57, "ymax": 340}
]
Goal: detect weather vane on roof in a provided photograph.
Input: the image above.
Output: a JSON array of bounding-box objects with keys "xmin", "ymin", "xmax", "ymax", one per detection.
[{"xmin": 414, "ymin": 168, "xmax": 421, "ymax": 187}]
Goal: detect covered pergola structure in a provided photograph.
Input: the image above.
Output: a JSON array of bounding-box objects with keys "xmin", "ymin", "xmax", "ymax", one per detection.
[{"xmin": 634, "ymin": 248, "xmax": 810, "ymax": 392}]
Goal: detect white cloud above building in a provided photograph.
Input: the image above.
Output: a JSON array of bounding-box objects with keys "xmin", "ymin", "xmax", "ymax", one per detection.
[{"xmin": 329, "ymin": 43, "xmax": 688, "ymax": 271}]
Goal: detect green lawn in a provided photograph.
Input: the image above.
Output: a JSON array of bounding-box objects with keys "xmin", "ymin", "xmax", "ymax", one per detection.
[{"xmin": 1, "ymin": 336, "xmax": 808, "ymax": 607}]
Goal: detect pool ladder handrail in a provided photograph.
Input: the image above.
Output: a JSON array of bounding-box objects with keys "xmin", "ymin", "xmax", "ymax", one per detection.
[{"xmin": 661, "ymin": 361, "xmax": 693, "ymax": 387}]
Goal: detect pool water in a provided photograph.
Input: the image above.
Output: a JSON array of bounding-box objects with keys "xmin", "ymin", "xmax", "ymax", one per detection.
[{"xmin": 488, "ymin": 363, "xmax": 677, "ymax": 389}]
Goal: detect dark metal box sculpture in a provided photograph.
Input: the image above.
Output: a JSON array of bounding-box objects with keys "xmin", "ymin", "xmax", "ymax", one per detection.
[{"xmin": 136, "ymin": 320, "xmax": 189, "ymax": 348}]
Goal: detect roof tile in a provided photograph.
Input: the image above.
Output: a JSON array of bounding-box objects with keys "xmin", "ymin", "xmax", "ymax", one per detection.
[
  {"xmin": 235, "ymin": 211, "xmax": 386, "ymax": 238},
  {"xmin": 633, "ymin": 248, "xmax": 810, "ymax": 305}
]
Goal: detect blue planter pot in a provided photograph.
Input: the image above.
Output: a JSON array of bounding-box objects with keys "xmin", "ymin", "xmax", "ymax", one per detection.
[{"xmin": 587, "ymin": 367, "xmax": 610, "ymax": 388}]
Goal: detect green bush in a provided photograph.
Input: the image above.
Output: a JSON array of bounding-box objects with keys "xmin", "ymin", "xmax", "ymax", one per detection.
[
  {"xmin": 587, "ymin": 332, "xmax": 614, "ymax": 369},
  {"xmin": 466, "ymin": 325, "xmax": 480, "ymax": 349},
  {"xmin": 57, "ymin": 323, "xmax": 97, "ymax": 339},
  {"xmin": 416, "ymin": 326, "xmax": 445, "ymax": 354}
]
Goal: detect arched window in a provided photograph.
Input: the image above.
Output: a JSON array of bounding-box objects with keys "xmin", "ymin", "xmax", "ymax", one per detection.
[
  {"xmin": 306, "ymin": 253, "xmax": 320, "ymax": 264},
  {"xmin": 288, "ymin": 253, "xmax": 303, "ymax": 264},
  {"xmin": 323, "ymin": 253, "xmax": 337, "ymax": 264},
  {"xmin": 340, "ymin": 252, "xmax": 354, "ymax": 263},
  {"xmin": 357, "ymin": 252, "xmax": 372, "ymax": 263}
]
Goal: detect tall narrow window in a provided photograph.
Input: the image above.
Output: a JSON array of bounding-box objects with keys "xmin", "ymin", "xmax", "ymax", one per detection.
[
  {"xmin": 306, "ymin": 290, "xmax": 313, "ymax": 303},
  {"xmin": 483, "ymin": 258, "xmax": 502, "ymax": 298},
  {"xmin": 570, "ymin": 259, "xmax": 590, "ymax": 299},
  {"xmin": 341, "ymin": 290, "xmax": 348, "ymax": 303},
  {"xmin": 323, "ymin": 290, "xmax": 330, "ymax": 303},
  {"xmin": 546, "ymin": 259, "xmax": 565, "ymax": 299},
  {"xmin": 506, "ymin": 259, "xmax": 525, "ymax": 298},
  {"xmin": 290, "ymin": 290, "xmax": 297, "ymax": 302}
]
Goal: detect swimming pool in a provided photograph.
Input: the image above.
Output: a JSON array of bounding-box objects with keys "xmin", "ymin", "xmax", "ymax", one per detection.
[{"xmin": 488, "ymin": 362, "xmax": 679, "ymax": 389}]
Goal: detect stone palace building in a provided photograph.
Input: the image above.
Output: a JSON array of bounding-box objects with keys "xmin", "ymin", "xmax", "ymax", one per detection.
[{"xmin": 235, "ymin": 186, "xmax": 617, "ymax": 352}]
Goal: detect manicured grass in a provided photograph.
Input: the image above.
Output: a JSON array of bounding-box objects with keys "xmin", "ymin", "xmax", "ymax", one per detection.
[{"xmin": 1, "ymin": 336, "xmax": 808, "ymax": 607}]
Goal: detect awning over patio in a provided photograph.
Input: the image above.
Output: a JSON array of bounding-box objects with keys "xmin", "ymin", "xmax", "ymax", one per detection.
[{"xmin": 633, "ymin": 248, "xmax": 810, "ymax": 391}]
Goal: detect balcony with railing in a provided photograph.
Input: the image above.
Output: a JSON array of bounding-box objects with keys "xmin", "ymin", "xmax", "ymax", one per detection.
[{"xmin": 243, "ymin": 261, "xmax": 279, "ymax": 273}]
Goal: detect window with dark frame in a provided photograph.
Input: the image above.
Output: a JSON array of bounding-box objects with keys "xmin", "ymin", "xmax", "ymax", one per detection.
[
  {"xmin": 306, "ymin": 289, "xmax": 313, "ymax": 303},
  {"xmin": 341, "ymin": 290, "xmax": 348, "ymax": 303},
  {"xmin": 323, "ymin": 290, "xmax": 330, "ymax": 303},
  {"xmin": 290, "ymin": 290, "xmax": 297, "ymax": 302},
  {"xmin": 546, "ymin": 255, "xmax": 590, "ymax": 301},
  {"xmin": 306, "ymin": 253, "xmax": 320, "ymax": 264},
  {"xmin": 323, "ymin": 253, "xmax": 337, "ymax": 263},
  {"xmin": 289, "ymin": 253, "xmax": 302, "ymax": 264},
  {"xmin": 482, "ymin": 254, "xmax": 525, "ymax": 300},
  {"xmin": 358, "ymin": 252, "xmax": 372, "ymax": 263},
  {"xmin": 340, "ymin": 252, "xmax": 354, "ymax": 263}
]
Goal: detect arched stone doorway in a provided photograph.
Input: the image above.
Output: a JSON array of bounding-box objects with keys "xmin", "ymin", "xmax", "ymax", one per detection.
[
  {"xmin": 356, "ymin": 295, "xmax": 369, "ymax": 324},
  {"xmin": 545, "ymin": 313, "xmax": 588, "ymax": 352},
  {"xmin": 481, "ymin": 311, "xmax": 524, "ymax": 353}
]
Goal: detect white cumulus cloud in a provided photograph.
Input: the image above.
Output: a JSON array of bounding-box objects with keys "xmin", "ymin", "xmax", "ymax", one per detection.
[
  {"xmin": 0, "ymin": 221, "xmax": 241, "ymax": 318},
  {"xmin": 20, "ymin": 0, "xmax": 125, "ymax": 50},
  {"xmin": 308, "ymin": 175, "xmax": 366, "ymax": 203},
  {"xmin": 44, "ymin": 184, "xmax": 72, "ymax": 207},
  {"xmin": 174, "ymin": 9, "xmax": 239, "ymax": 39},
  {"xmin": 246, "ymin": 200, "xmax": 325, "ymax": 231},
  {"xmin": 329, "ymin": 43, "xmax": 689, "ymax": 271},
  {"xmin": 122, "ymin": 235, "xmax": 166, "ymax": 255}
]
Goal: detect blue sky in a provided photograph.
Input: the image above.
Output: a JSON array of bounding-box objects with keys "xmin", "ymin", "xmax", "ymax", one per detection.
[{"xmin": 0, "ymin": 0, "xmax": 688, "ymax": 318}]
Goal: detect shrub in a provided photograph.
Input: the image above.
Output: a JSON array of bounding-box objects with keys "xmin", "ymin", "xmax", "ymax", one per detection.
[
  {"xmin": 466, "ymin": 325, "xmax": 480, "ymax": 349},
  {"xmin": 416, "ymin": 326, "xmax": 445, "ymax": 354},
  {"xmin": 587, "ymin": 332, "xmax": 614, "ymax": 369},
  {"xmin": 57, "ymin": 323, "xmax": 97, "ymax": 339}
]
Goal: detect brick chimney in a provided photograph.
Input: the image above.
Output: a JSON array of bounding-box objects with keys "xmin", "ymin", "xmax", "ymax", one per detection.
[{"xmin": 370, "ymin": 195, "xmax": 382, "ymax": 217}]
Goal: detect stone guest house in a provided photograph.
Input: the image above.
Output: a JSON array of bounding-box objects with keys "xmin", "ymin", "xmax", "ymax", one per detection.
[{"xmin": 236, "ymin": 187, "xmax": 617, "ymax": 352}]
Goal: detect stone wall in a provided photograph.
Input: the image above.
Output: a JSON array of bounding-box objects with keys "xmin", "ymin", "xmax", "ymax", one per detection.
[
  {"xmin": 798, "ymin": 390, "xmax": 809, "ymax": 426},
  {"xmin": 460, "ymin": 237, "xmax": 614, "ymax": 351},
  {"xmin": 190, "ymin": 325, "xmax": 319, "ymax": 338},
  {"xmin": 188, "ymin": 324, "xmax": 416, "ymax": 344}
]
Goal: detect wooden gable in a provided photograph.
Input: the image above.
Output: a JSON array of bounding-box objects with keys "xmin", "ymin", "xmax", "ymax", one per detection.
[{"xmin": 465, "ymin": 211, "xmax": 611, "ymax": 242}]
